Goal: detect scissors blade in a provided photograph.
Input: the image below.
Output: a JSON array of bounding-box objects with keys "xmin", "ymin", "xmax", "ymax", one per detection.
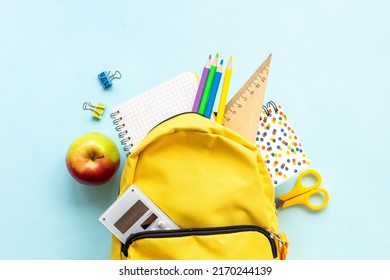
[{"xmin": 275, "ymin": 198, "xmax": 284, "ymax": 209}]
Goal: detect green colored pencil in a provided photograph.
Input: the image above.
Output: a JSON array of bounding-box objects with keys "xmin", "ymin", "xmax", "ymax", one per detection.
[{"xmin": 198, "ymin": 54, "xmax": 219, "ymax": 115}]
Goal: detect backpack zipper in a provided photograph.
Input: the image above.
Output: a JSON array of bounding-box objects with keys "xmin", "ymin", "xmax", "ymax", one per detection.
[{"xmin": 122, "ymin": 225, "xmax": 278, "ymax": 258}]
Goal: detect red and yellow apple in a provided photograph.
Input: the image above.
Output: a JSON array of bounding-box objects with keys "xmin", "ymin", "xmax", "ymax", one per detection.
[{"xmin": 66, "ymin": 132, "xmax": 120, "ymax": 186}]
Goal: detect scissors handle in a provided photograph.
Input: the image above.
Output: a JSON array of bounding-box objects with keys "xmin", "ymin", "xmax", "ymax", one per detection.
[
  {"xmin": 281, "ymin": 187, "xmax": 330, "ymax": 210},
  {"xmin": 277, "ymin": 169, "xmax": 322, "ymax": 202},
  {"xmin": 277, "ymin": 169, "xmax": 329, "ymax": 211},
  {"xmin": 294, "ymin": 169, "xmax": 322, "ymax": 193}
]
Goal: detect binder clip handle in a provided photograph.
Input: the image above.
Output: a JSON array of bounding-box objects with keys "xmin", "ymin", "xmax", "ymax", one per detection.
[{"xmin": 109, "ymin": 70, "xmax": 121, "ymax": 80}]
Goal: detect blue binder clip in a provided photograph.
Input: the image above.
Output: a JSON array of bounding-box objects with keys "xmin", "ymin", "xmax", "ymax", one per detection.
[{"xmin": 98, "ymin": 70, "xmax": 122, "ymax": 89}]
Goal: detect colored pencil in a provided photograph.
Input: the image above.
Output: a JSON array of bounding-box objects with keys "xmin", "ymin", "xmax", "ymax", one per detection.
[
  {"xmin": 205, "ymin": 59, "xmax": 223, "ymax": 118},
  {"xmin": 216, "ymin": 56, "xmax": 232, "ymax": 124},
  {"xmin": 192, "ymin": 55, "xmax": 211, "ymax": 112},
  {"xmin": 197, "ymin": 54, "xmax": 218, "ymax": 115}
]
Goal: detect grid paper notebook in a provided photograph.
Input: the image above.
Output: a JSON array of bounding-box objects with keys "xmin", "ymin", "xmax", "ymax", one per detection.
[
  {"xmin": 111, "ymin": 72, "xmax": 198, "ymax": 156},
  {"xmin": 256, "ymin": 102, "xmax": 310, "ymax": 187}
]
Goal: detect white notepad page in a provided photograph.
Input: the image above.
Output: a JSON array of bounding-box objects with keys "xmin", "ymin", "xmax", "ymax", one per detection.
[{"xmin": 112, "ymin": 72, "xmax": 198, "ymax": 155}]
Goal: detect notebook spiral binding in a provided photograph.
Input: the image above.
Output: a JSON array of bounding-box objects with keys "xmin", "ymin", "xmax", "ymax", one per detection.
[
  {"xmin": 110, "ymin": 111, "xmax": 133, "ymax": 156},
  {"xmin": 261, "ymin": 101, "xmax": 279, "ymax": 120}
]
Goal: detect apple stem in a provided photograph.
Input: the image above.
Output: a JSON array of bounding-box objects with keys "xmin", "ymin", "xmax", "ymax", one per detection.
[{"xmin": 92, "ymin": 155, "xmax": 105, "ymax": 161}]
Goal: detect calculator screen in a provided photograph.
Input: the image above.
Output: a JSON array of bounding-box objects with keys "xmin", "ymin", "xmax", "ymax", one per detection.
[{"xmin": 114, "ymin": 200, "xmax": 148, "ymax": 234}]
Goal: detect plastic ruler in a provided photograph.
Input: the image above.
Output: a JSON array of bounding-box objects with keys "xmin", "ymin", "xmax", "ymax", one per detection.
[{"xmin": 222, "ymin": 54, "xmax": 272, "ymax": 144}]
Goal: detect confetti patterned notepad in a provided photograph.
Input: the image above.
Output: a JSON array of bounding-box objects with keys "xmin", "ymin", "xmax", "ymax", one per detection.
[
  {"xmin": 256, "ymin": 101, "xmax": 310, "ymax": 187},
  {"xmin": 111, "ymin": 72, "xmax": 198, "ymax": 156}
]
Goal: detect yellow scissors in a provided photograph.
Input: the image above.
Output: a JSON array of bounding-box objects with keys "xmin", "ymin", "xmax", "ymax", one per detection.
[{"xmin": 275, "ymin": 169, "xmax": 329, "ymax": 211}]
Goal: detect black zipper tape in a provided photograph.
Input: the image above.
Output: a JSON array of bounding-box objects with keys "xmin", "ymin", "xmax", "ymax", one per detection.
[
  {"xmin": 122, "ymin": 225, "xmax": 277, "ymax": 258},
  {"xmin": 149, "ymin": 111, "xmax": 207, "ymax": 132}
]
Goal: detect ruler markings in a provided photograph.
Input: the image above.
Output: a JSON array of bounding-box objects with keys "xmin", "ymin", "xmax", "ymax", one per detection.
[{"xmin": 222, "ymin": 54, "xmax": 272, "ymax": 143}]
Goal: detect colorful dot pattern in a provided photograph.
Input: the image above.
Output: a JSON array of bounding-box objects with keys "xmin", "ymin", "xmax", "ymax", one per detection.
[{"xmin": 256, "ymin": 104, "xmax": 310, "ymax": 187}]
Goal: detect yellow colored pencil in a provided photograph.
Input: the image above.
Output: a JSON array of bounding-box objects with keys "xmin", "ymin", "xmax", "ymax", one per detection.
[{"xmin": 216, "ymin": 56, "xmax": 232, "ymax": 124}]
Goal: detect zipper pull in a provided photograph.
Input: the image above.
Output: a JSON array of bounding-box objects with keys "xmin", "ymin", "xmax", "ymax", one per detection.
[{"xmin": 267, "ymin": 230, "xmax": 289, "ymax": 260}]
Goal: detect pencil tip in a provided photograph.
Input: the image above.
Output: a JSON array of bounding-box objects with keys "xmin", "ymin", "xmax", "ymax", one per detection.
[
  {"xmin": 216, "ymin": 53, "xmax": 219, "ymax": 58},
  {"xmin": 229, "ymin": 56, "xmax": 232, "ymax": 61},
  {"xmin": 208, "ymin": 54, "xmax": 212, "ymax": 59},
  {"xmin": 220, "ymin": 59, "xmax": 224, "ymax": 65}
]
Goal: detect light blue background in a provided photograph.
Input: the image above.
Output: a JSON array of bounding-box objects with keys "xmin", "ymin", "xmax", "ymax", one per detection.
[{"xmin": 1, "ymin": 0, "xmax": 389, "ymax": 260}]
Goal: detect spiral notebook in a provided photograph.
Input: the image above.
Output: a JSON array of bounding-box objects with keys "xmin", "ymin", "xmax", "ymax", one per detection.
[
  {"xmin": 111, "ymin": 72, "xmax": 198, "ymax": 155},
  {"xmin": 256, "ymin": 101, "xmax": 310, "ymax": 187}
]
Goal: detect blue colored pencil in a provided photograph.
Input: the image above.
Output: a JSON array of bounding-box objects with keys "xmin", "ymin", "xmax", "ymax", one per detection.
[{"xmin": 204, "ymin": 59, "xmax": 223, "ymax": 118}]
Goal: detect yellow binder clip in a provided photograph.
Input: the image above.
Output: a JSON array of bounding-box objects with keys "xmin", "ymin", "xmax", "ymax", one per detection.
[{"xmin": 83, "ymin": 102, "xmax": 106, "ymax": 119}]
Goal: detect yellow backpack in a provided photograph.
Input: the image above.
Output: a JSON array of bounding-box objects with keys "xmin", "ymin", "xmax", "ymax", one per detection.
[{"xmin": 110, "ymin": 113, "xmax": 288, "ymax": 260}]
